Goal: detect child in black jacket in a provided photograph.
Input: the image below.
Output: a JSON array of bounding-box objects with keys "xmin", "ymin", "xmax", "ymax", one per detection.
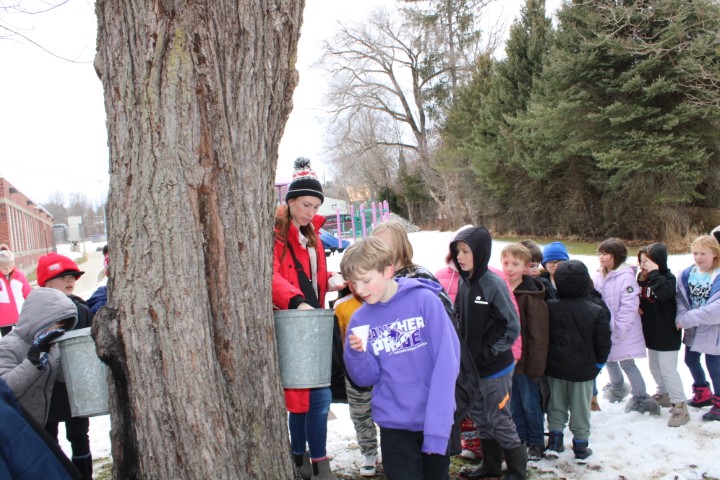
[
  {"xmin": 545, "ymin": 260, "xmax": 611, "ymax": 464},
  {"xmin": 451, "ymin": 227, "xmax": 526, "ymax": 480},
  {"xmin": 637, "ymin": 243, "xmax": 687, "ymax": 426}
]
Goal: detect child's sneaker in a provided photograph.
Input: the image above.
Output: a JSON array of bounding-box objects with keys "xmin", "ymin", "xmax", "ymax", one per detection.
[
  {"xmin": 459, "ymin": 449, "xmax": 478, "ymax": 460},
  {"xmin": 527, "ymin": 444, "xmax": 545, "ymax": 461},
  {"xmin": 572, "ymin": 439, "xmax": 592, "ymax": 464},
  {"xmin": 359, "ymin": 455, "xmax": 377, "ymax": 477}
]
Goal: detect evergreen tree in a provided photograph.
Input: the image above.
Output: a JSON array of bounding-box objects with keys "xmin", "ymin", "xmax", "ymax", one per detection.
[
  {"xmin": 515, "ymin": 0, "xmax": 720, "ymax": 238},
  {"xmin": 439, "ymin": 0, "xmax": 554, "ymax": 231},
  {"xmin": 436, "ymin": 54, "xmax": 496, "ymax": 223}
]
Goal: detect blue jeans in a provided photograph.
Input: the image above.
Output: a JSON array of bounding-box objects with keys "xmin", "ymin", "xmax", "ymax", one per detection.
[
  {"xmin": 289, "ymin": 387, "xmax": 331, "ymax": 459},
  {"xmin": 685, "ymin": 347, "xmax": 720, "ymax": 394},
  {"xmin": 510, "ymin": 374, "xmax": 545, "ymax": 446}
]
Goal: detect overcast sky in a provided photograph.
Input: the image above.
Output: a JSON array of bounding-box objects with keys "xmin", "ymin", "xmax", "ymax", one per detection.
[{"xmin": 0, "ymin": 0, "xmax": 562, "ymax": 206}]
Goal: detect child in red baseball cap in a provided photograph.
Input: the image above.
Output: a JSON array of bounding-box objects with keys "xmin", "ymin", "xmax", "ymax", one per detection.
[{"xmin": 36, "ymin": 253, "xmax": 85, "ymax": 292}]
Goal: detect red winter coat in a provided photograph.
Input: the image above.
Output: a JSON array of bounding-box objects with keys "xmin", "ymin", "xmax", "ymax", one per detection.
[
  {"xmin": 0, "ymin": 269, "xmax": 31, "ymax": 328},
  {"xmin": 272, "ymin": 212, "xmax": 332, "ymax": 413},
  {"xmin": 272, "ymin": 214, "xmax": 330, "ymax": 311}
]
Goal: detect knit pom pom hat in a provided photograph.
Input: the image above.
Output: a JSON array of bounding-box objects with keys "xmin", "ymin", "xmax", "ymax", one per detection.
[
  {"xmin": 285, "ymin": 157, "xmax": 324, "ymax": 203},
  {"xmin": 542, "ymin": 242, "xmax": 569, "ymax": 267},
  {"xmin": 0, "ymin": 244, "xmax": 14, "ymax": 269},
  {"xmin": 36, "ymin": 253, "xmax": 85, "ymax": 287}
]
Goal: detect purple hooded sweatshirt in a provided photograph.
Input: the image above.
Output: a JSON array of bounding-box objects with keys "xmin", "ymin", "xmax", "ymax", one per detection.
[{"xmin": 344, "ymin": 277, "xmax": 460, "ymax": 454}]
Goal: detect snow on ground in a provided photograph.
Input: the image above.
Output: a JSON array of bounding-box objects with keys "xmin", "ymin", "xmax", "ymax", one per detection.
[{"xmin": 60, "ymin": 231, "xmax": 719, "ymax": 479}]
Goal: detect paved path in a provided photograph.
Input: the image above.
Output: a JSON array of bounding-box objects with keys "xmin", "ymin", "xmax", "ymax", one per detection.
[{"xmin": 74, "ymin": 246, "xmax": 106, "ymax": 300}]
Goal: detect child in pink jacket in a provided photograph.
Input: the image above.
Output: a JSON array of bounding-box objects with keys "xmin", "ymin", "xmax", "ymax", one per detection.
[{"xmin": 0, "ymin": 245, "xmax": 31, "ymax": 337}]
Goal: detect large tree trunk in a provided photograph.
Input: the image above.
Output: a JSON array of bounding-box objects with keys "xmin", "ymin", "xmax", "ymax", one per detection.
[{"xmin": 92, "ymin": 1, "xmax": 304, "ymax": 478}]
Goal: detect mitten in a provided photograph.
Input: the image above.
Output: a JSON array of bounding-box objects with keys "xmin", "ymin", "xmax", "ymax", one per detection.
[{"xmin": 27, "ymin": 329, "xmax": 65, "ymax": 370}]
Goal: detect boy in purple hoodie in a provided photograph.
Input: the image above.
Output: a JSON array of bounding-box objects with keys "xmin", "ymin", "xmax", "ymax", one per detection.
[{"xmin": 342, "ymin": 238, "xmax": 460, "ymax": 480}]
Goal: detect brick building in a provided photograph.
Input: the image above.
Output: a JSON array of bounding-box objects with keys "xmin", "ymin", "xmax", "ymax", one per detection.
[{"xmin": 0, "ymin": 178, "xmax": 55, "ymax": 272}]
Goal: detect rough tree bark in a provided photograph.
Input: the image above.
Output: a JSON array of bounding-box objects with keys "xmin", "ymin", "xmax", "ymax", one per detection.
[{"xmin": 92, "ymin": 1, "xmax": 304, "ymax": 478}]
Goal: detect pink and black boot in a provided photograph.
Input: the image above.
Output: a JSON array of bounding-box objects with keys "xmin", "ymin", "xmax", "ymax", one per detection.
[
  {"xmin": 688, "ymin": 383, "xmax": 713, "ymax": 408},
  {"xmin": 702, "ymin": 395, "xmax": 720, "ymax": 421}
]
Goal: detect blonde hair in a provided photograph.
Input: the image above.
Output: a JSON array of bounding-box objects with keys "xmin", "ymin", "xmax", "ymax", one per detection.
[
  {"xmin": 340, "ymin": 237, "xmax": 395, "ymax": 281},
  {"xmin": 372, "ymin": 220, "xmax": 413, "ymax": 269},
  {"xmin": 691, "ymin": 235, "xmax": 720, "ymax": 271},
  {"xmin": 501, "ymin": 243, "xmax": 532, "ymax": 264}
]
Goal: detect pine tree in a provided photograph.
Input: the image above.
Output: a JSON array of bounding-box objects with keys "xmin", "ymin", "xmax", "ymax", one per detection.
[
  {"xmin": 436, "ymin": 54, "xmax": 496, "ymax": 223},
  {"xmin": 439, "ymin": 0, "xmax": 554, "ymax": 231},
  {"xmin": 515, "ymin": 0, "xmax": 720, "ymax": 238}
]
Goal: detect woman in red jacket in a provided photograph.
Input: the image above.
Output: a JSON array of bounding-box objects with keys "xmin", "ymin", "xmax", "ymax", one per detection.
[
  {"xmin": 0, "ymin": 245, "xmax": 31, "ymax": 337},
  {"xmin": 272, "ymin": 158, "xmax": 338, "ymax": 480}
]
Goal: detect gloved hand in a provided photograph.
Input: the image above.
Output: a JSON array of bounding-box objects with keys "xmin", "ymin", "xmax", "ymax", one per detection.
[{"xmin": 27, "ymin": 329, "xmax": 65, "ymax": 370}]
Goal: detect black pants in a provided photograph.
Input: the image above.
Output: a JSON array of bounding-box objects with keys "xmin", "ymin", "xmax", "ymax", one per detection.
[
  {"xmin": 0, "ymin": 326, "xmax": 12, "ymax": 337},
  {"xmin": 45, "ymin": 417, "xmax": 91, "ymax": 458},
  {"xmin": 380, "ymin": 427, "xmax": 450, "ymax": 480}
]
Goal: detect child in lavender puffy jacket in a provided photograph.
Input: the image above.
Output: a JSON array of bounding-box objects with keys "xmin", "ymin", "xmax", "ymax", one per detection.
[{"xmin": 593, "ymin": 238, "xmax": 659, "ymax": 415}]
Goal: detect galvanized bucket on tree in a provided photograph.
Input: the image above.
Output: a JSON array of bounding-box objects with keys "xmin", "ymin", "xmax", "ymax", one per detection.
[
  {"xmin": 55, "ymin": 327, "xmax": 109, "ymax": 417},
  {"xmin": 273, "ymin": 309, "xmax": 334, "ymax": 389}
]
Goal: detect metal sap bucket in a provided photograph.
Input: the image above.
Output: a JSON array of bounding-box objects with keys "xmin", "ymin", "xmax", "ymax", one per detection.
[
  {"xmin": 273, "ymin": 309, "xmax": 334, "ymax": 388},
  {"xmin": 55, "ymin": 327, "xmax": 109, "ymax": 417}
]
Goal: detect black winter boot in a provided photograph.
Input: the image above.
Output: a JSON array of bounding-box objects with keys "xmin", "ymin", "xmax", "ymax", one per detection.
[
  {"xmin": 460, "ymin": 438, "xmax": 502, "ymax": 479},
  {"xmin": 572, "ymin": 439, "xmax": 593, "ymax": 464},
  {"xmin": 544, "ymin": 430, "xmax": 564, "ymax": 459},
  {"xmin": 293, "ymin": 452, "xmax": 311, "ymax": 480},
  {"xmin": 72, "ymin": 454, "xmax": 93, "ymax": 480},
  {"xmin": 503, "ymin": 443, "xmax": 527, "ymax": 480}
]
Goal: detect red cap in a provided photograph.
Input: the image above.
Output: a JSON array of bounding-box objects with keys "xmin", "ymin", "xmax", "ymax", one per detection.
[{"xmin": 36, "ymin": 253, "xmax": 85, "ymax": 287}]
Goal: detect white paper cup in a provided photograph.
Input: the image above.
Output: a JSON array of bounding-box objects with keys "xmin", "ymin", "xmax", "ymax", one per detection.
[{"xmin": 351, "ymin": 324, "xmax": 370, "ymax": 351}]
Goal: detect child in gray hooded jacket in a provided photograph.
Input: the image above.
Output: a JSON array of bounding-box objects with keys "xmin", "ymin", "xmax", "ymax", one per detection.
[{"xmin": 0, "ymin": 288, "xmax": 77, "ymax": 426}]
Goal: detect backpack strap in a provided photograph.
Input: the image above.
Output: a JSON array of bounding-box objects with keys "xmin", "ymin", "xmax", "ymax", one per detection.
[{"xmin": 284, "ymin": 241, "xmax": 321, "ymax": 309}]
